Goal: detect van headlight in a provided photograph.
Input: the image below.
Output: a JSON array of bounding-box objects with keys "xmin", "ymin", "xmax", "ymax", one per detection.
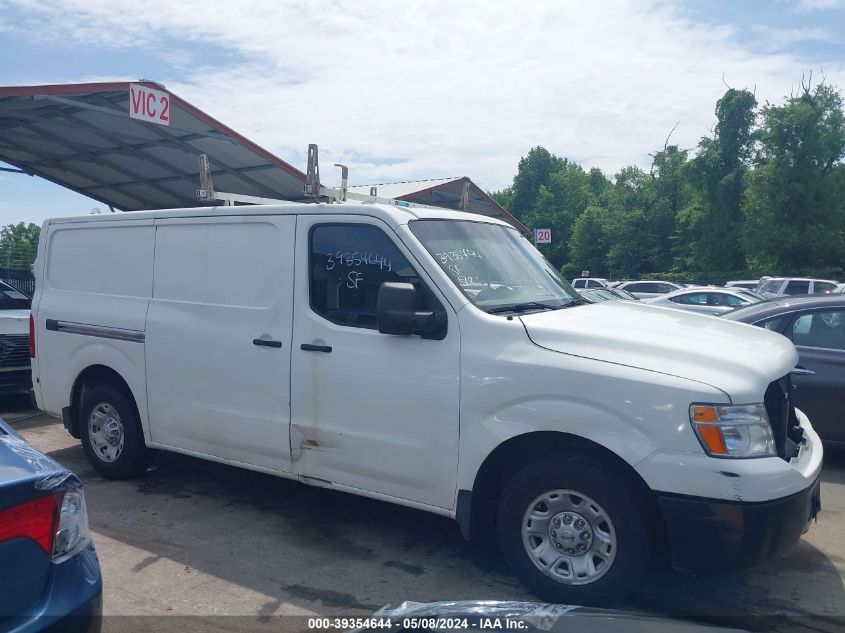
[{"xmin": 690, "ymin": 404, "xmax": 776, "ymax": 458}]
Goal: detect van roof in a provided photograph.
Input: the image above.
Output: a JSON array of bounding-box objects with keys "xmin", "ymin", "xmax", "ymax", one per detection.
[{"xmin": 46, "ymin": 202, "xmax": 513, "ymax": 231}]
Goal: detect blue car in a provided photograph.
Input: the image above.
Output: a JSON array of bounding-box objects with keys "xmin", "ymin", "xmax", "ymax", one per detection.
[{"xmin": 0, "ymin": 416, "xmax": 102, "ymax": 633}]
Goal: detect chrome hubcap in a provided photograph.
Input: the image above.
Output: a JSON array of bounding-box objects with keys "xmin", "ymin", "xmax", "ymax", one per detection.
[
  {"xmin": 88, "ymin": 403, "xmax": 124, "ymax": 463},
  {"xmin": 521, "ymin": 489, "xmax": 616, "ymax": 585},
  {"xmin": 549, "ymin": 511, "xmax": 593, "ymax": 555}
]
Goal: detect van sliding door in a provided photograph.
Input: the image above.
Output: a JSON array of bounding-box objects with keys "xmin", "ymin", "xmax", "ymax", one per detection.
[{"xmin": 145, "ymin": 215, "xmax": 295, "ymax": 471}]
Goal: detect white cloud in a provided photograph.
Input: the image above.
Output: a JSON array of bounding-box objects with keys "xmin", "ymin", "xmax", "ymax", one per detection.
[
  {"xmin": 794, "ymin": 0, "xmax": 844, "ymax": 11},
  {"xmin": 750, "ymin": 25, "xmax": 836, "ymax": 50},
  {"xmin": 2, "ymin": 0, "xmax": 844, "ymax": 196}
]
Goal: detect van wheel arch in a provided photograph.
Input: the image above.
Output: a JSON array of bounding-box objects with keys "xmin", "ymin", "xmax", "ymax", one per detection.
[
  {"xmin": 69, "ymin": 365, "xmax": 139, "ymax": 439},
  {"xmin": 461, "ymin": 431, "xmax": 667, "ymax": 559}
]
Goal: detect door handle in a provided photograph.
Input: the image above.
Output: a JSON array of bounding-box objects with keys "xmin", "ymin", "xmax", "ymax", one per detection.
[
  {"xmin": 253, "ymin": 338, "xmax": 282, "ymax": 348},
  {"xmin": 300, "ymin": 343, "xmax": 332, "ymax": 353},
  {"xmin": 791, "ymin": 366, "xmax": 815, "ymax": 377}
]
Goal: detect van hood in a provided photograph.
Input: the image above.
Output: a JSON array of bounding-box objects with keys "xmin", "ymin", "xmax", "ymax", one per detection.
[{"xmin": 520, "ymin": 301, "xmax": 797, "ymax": 403}]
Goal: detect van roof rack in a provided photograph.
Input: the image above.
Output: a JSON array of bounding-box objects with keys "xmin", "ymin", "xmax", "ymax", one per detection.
[{"xmin": 197, "ymin": 144, "xmax": 456, "ymax": 211}]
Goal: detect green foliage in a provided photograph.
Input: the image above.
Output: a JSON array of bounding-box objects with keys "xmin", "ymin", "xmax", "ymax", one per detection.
[
  {"xmin": 0, "ymin": 223, "xmax": 40, "ymax": 268},
  {"xmin": 674, "ymin": 88, "xmax": 757, "ymax": 272},
  {"xmin": 742, "ymin": 83, "xmax": 845, "ymax": 272},
  {"xmin": 568, "ymin": 205, "xmax": 610, "ymax": 277},
  {"xmin": 492, "ymin": 79, "xmax": 845, "ymax": 281}
]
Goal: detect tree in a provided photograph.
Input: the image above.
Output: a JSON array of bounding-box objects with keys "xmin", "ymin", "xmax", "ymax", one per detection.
[
  {"xmin": 506, "ymin": 147, "xmax": 565, "ymax": 221},
  {"xmin": 522, "ymin": 160, "xmax": 594, "ymax": 266},
  {"xmin": 491, "ymin": 77, "xmax": 844, "ymax": 281},
  {"xmin": 0, "ymin": 223, "xmax": 40, "ymax": 268},
  {"xmin": 675, "ymin": 88, "xmax": 757, "ymax": 271},
  {"xmin": 648, "ymin": 144, "xmax": 690, "ymax": 272},
  {"xmin": 567, "ymin": 205, "xmax": 610, "ymax": 278},
  {"xmin": 492, "ymin": 148, "xmax": 594, "ymax": 268},
  {"xmin": 742, "ymin": 81, "xmax": 845, "ymax": 272},
  {"xmin": 602, "ymin": 166, "xmax": 653, "ymax": 276}
]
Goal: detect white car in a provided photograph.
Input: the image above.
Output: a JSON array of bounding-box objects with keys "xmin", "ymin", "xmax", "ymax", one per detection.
[
  {"xmin": 0, "ymin": 280, "xmax": 32, "ymax": 397},
  {"xmin": 570, "ymin": 277, "xmax": 609, "ymax": 289},
  {"xmin": 30, "ymin": 204, "xmax": 822, "ymax": 603},
  {"xmin": 614, "ymin": 280, "xmax": 683, "ymax": 299},
  {"xmin": 757, "ymin": 277, "xmax": 839, "ymax": 298},
  {"xmin": 647, "ymin": 287, "xmax": 764, "ymax": 316},
  {"xmin": 724, "ymin": 280, "xmax": 760, "ymax": 290}
]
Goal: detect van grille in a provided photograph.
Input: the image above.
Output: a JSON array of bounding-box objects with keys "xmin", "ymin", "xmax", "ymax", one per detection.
[
  {"xmin": 764, "ymin": 374, "xmax": 803, "ymax": 460},
  {"xmin": 0, "ymin": 334, "xmax": 30, "ymax": 370}
]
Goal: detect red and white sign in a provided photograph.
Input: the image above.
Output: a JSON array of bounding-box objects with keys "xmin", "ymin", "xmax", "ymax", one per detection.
[
  {"xmin": 534, "ymin": 228, "xmax": 551, "ymax": 244},
  {"xmin": 128, "ymin": 83, "xmax": 170, "ymax": 126}
]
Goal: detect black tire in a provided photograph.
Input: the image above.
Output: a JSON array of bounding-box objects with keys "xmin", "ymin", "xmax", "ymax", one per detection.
[
  {"xmin": 79, "ymin": 383, "xmax": 154, "ymax": 479},
  {"xmin": 497, "ymin": 453, "xmax": 652, "ymax": 605}
]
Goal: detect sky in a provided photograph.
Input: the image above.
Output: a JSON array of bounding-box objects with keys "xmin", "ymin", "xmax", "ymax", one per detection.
[{"xmin": 1, "ymin": 0, "xmax": 844, "ymax": 226}]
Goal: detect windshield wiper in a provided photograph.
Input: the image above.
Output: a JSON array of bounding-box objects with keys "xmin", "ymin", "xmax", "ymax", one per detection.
[{"xmin": 487, "ymin": 302, "xmax": 563, "ymax": 314}]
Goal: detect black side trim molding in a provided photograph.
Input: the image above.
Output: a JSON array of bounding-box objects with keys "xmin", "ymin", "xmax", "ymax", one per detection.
[{"xmin": 46, "ymin": 319, "xmax": 144, "ymax": 343}]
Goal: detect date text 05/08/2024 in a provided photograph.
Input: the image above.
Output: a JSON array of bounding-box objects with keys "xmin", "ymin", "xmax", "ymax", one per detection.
[{"xmin": 307, "ymin": 617, "xmax": 530, "ymax": 630}]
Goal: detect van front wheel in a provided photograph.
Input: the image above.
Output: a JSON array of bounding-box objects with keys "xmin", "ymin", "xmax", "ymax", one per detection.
[
  {"xmin": 80, "ymin": 384, "xmax": 153, "ymax": 479},
  {"xmin": 497, "ymin": 454, "xmax": 651, "ymax": 604}
]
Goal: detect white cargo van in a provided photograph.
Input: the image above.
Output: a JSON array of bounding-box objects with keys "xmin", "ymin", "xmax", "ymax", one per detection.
[{"xmin": 30, "ymin": 204, "xmax": 822, "ymax": 603}]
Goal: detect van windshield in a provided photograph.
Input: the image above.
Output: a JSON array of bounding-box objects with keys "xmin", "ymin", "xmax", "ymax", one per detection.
[{"xmin": 409, "ymin": 219, "xmax": 582, "ymax": 313}]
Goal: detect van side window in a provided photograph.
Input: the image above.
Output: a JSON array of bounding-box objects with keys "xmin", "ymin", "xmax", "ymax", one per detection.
[{"xmin": 309, "ymin": 224, "xmax": 434, "ymax": 329}]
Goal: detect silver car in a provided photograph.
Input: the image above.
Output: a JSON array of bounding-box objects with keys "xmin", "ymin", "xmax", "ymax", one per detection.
[
  {"xmin": 615, "ymin": 280, "xmax": 682, "ymax": 299},
  {"xmin": 646, "ymin": 287, "xmax": 765, "ymax": 316}
]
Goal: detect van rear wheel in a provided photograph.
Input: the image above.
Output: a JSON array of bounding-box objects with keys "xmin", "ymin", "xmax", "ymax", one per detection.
[
  {"xmin": 80, "ymin": 383, "xmax": 153, "ymax": 479},
  {"xmin": 497, "ymin": 453, "xmax": 651, "ymax": 604}
]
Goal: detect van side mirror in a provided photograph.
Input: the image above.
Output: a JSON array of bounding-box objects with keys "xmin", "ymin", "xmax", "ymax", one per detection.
[{"xmin": 377, "ymin": 282, "xmax": 446, "ymax": 338}]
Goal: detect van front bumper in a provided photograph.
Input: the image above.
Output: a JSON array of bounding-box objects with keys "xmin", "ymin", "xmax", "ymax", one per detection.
[{"xmin": 656, "ymin": 475, "xmax": 821, "ymax": 572}]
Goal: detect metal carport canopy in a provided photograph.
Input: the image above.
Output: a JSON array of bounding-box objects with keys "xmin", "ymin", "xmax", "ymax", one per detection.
[
  {"xmin": 0, "ymin": 81, "xmax": 308, "ymax": 211},
  {"xmin": 348, "ymin": 177, "xmax": 529, "ymax": 235}
]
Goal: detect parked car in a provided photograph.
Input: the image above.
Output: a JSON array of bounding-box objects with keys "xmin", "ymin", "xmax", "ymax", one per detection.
[
  {"xmin": 31, "ymin": 204, "xmax": 822, "ymax": 604},
  {"xmin": 614, "ymin": 280, "xmax": 683, "ymax": 299},
  {"xmin": 756, "ymin": 277, "xmax": 838, "ymax": 298},
  {"xmin": 0, "ymin": 416, "xmax": 101, "ymax": 632},
  {"xmin": 725, "ymin": 294, "xmax": 845, "ymax": 443},
  {"xmin": 576, "ymin": 288, "xmax": 618, "ymax": 303},
  {"xmin": 605, "ymin": 287, "xmax": 639, "ymax": 301},
  {"xmin": 647, "ymin": 287, "xmax": 765, "ymax": 316},
  {"xmin": 0, "ymin": 280, "xmax": 32, "ymax": 398},
  {"xmin": 570, "ymin": 277, "xmax": 609, "ymax": 289},
  {"xmin": 725, "ymin": 279, "xmax": 760, "ymax": 290}
]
